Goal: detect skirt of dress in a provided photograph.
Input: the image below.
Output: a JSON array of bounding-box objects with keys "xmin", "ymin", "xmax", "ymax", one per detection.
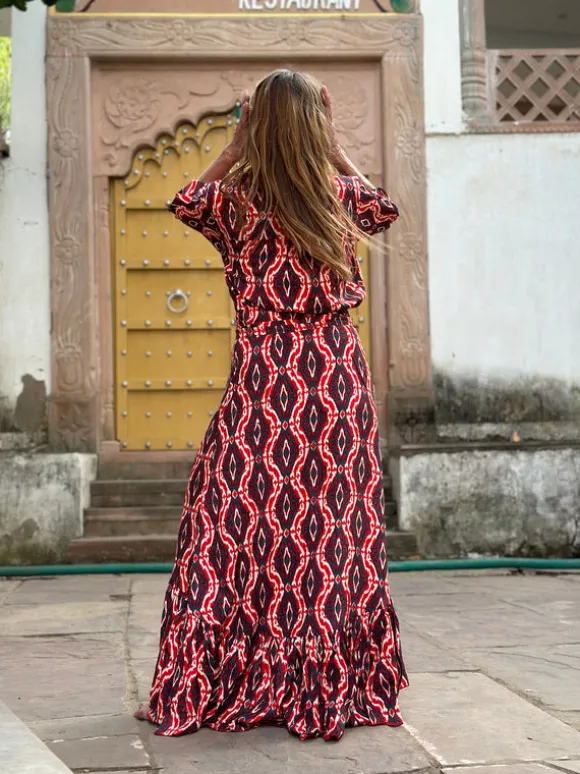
[{"xmin": 147, "ymin": 310, "xmax": 408, "ymax": 741}]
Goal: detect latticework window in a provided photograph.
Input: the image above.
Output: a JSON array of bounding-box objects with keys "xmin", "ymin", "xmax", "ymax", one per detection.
[{"xmin": 493, "ymin": 51, "xmax": 580, "ymax": 125}]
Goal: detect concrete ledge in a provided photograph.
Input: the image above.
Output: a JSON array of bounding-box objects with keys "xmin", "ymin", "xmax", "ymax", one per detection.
[
  {"xmin": 0, "ymin": 700, "xmax": 73, "ymax": 774},
  {"xmin": 393, "ymin": 445, "xmax": 580, "ymax": 558},
  {"xmin": 396, "ymin": 439, "xmax": 580, "ymax": 455},
  {"xmin": 0, "ymin": 433, "xmax": 42, "ymax": 453},
  {"xmin": 0, "ymin": 453, "xmax": 97, "ymax": 565},
  {"xmin": 438, "ymin": 420, "xmax": 580, "ymax": 444}
]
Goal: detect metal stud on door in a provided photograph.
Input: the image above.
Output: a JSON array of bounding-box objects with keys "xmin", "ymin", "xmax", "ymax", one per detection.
[
  {"xmin": 350, "ymin": 242, "xmax": 372, "ymax": 359},
  {"xmin": 112, "ymin": 112, "xmax": 237, "ymax": 451}
]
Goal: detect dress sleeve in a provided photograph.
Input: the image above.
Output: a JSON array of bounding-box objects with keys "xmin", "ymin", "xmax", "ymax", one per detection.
[
  {"xmin": 168, "ymin": 180, "xmax": 225, "ymax": 251},
  {"xmin": 342, "ymin": 176, "xmax": 399, "ymax": 236}
]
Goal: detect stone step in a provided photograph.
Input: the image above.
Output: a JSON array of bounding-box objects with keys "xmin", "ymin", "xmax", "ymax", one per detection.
[
  {"xmin": 89, "ymin": 477, "xmax": 396, "ymax": 516},
  {"xmin": 97, "ymin": 452, "xmax": 194, "ymax": 481},
  {"xmin": 97, "ymin": 454, "xmax": 393, "ymax": 487},
  {"xmin": 85, "ymin": 503, "xmax": 398, "ymax": 538},
  {"xmin": 90, "ymin": 479, "xmax": 188, "ymax": 508},
  {"xmin": 68, "ymin": 531, "xmax": 418, "ymax": 564},
  {"xmin": 84, "ymin": 507, "xmax": 181, "ymax": 537},
  {"xmin": 68, "ymin": 535, "xmax": 178, "ymax": 564}
]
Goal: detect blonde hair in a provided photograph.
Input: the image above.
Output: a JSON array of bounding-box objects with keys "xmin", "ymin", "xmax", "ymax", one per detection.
[{"xmin": 222, "ymin": 70, "xmax": 360, "ymax": 280}]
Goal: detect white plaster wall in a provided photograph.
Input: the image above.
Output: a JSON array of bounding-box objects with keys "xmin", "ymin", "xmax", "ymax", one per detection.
[
  {"xmin": 427, "ymin": 132, "xmax": 580, "ymax": 385},
  {"xmin": 0, "ymin": 4, "xmax": 50, "ymax": 411},
  {"xmin": 421, "ymin": 0, "xmax": 580, "ymax": 389},
  {"xmin": 0, "ymin": 453, "xmax": 98, "ymax": 564},
  {"xmin": 421, "ymin": 0, "xmax": 464, "ymax": 135}
]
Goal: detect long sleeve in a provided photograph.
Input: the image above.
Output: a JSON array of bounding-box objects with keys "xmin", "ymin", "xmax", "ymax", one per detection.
[
  {"xmin": 168, "ymin": 180, "xmax": 225, "ymax": 252},
  {"xmin": 340, "ymin": 175, "xmax": 399, "ymax": 236}
]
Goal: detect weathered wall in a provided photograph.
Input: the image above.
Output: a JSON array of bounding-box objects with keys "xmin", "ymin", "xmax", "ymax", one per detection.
[
  {"xmin": 421, "ymin": 0, "xmax": 463, "ymax": 135},
  {"xmin": 0, "ymin": 453, "xmax": 97, "ymax": 565},
  {"xmin": 396, "ymin": 2, "xmax": 580, "ymax": 560},
  {"xmin": 0, "ymin": 4, "xmax": 50, "ymax": 434},
  {"xmin": 427, "ymin": 132, "xmax": 580, "ymax": 437},
  {"xmin": 396, "ymin": 448, "xmax": 580, "ymax": 558},
  {"xmin": 422, "ymin": 0, "xmax": 580, "ymax": 440}
]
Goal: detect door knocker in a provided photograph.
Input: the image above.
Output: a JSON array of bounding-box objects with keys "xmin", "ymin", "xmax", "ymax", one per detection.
[{"xmin": 167, "ymin": 289, "xmax": 189, "ymax": 314}]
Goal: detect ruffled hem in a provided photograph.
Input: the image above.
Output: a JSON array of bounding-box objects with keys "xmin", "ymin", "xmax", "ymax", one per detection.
[{"xmin": 147, "ymin": 604, "xmax": 408, "ymax": 742}]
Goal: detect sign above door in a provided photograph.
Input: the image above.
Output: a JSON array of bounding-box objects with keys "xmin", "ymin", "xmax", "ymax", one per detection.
[{"xmin": 63, "ymin": 0, "xmax": 416, "ymax": 15}]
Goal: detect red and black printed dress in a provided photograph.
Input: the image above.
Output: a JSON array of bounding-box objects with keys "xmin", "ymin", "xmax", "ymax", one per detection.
[{"xmin": 147, "ymin": 175, "xmax": 408, "ymax": 741}]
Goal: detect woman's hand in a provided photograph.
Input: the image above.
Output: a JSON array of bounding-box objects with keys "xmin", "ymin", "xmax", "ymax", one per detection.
[
  {"xmin": 322, "ymin": 86, "xmax": 344, "ymax": 169},
  {"xmin": 226, "ymin": 91, "xmax": 251, "ymax": 163},
  {"xmin": 198, "ymin": 92, "xmax": 251, "ymax": 182},
  {"xmin": 321, "ymin": 85, "xmax": 376, "ymax": 189}
]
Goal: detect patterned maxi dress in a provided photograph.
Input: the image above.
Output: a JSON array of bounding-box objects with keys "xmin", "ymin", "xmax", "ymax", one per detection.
[{"xmin": 147, "ymin": 175, "xmax": 408, "ymax": 741}]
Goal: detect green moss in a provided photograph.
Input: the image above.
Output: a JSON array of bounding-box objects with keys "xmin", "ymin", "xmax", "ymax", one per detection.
[{"xmin": 0, "ymin": 540, "xmax": 68, "ymax": 568}]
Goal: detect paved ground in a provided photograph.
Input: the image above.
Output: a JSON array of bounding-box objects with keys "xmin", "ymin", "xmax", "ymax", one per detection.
[{"xmin": 0, "ymin": 570, "xmax": 579, "ymax": 774}]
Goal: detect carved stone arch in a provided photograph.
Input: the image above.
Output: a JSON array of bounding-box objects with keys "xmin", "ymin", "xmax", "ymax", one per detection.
[
  {"xmin": 47, "ymin": 13, "xmax": 431, "ymax": 451},
  {"xmin": 116, "ymin": 110, "xmax": 240, "ymax": 186},
  {"xmin": 93, "ymin": 70, "xmax": 238, "ymax": 178}
]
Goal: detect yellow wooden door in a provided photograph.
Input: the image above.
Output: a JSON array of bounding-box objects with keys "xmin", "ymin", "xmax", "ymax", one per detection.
[
  {"xmin": 112, "ymin": 111, "xmax": 372, "ymax": 452},
  {"xmin": 113, "ymin": 112, "xmax": 237, "ymax": 451},
  {"xmin": 352, "ymin": 242, "xmax": 372, "ymax": 360}
]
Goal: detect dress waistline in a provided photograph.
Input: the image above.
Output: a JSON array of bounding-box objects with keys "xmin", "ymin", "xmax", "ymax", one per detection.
[{"xmin": 236, "ymin": 308, "xmax": 352, "ymax": 336}]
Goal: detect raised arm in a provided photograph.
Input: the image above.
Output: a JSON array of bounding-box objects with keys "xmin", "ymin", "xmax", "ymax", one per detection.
[
  {"xmin": 322, "ymin": 86, "xmax": 399, "ymax": 235},
  {"xmin": 197, "ymin": 92, "xmax": 251, "ymax": 183},
  {"xmin": 322, "ymin": 86, "xmax": 378, "ymax": 193},
  {"xmin": 167, "ymin": 93, "xmax": 251, "ymax": 250}
]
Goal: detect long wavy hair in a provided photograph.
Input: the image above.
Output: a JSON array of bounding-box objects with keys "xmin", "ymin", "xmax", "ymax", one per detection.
[{"xmin": 221, "ymin": 70, "xmax": 360, "ymax": 281}]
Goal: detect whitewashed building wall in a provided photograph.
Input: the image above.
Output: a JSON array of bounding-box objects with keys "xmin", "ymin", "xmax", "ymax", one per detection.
[
  {"xmin": 422, "ymin": 0, "xmax": 580, "ymax": 440},
  {"xmin": 0, "ymin": 4, "xmax": 50, "ymax": 433},
  {"xmin": 399, "ymin": 0, "xmax": 580, "ymax": 558}
]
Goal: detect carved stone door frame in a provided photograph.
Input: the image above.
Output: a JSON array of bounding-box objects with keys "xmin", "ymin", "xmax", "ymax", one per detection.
[{"xmin": 46, "ymin": 14, "xmax": 431, "ymax": 452}]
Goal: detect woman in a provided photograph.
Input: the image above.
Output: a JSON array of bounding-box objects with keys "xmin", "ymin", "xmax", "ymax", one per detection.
[{"xmin": 136, "ymin": 70, "xmax": 407, "ymax": 742}]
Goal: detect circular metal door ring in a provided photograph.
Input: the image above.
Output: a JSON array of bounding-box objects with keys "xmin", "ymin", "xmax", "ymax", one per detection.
[{"xmin": 167, "ymin": 289, "xmax": 189, "ymax": 314}]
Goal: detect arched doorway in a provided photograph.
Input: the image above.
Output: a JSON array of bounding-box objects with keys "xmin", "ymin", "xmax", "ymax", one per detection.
[
  {"xmin": 46, "ymin": 12, "xmax": 430, "ymax": 453},
  {"xmin": 112, "ymin": 110, "xmax": 372, "ymax": 451}
]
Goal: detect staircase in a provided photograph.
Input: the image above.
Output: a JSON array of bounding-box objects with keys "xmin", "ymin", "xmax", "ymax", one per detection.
[
  {"xmin": 68, "ymin": 454, "xmax": 191, "ymax": 564},
  {"xmin": 68, "ymin": 454, "xmax": 418, "ymax": 563}
]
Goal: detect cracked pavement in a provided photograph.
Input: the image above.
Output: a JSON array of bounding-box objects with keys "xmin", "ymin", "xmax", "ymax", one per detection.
[{"xmin": 1, "ymin": 570, "xmax": 580, "ymax": 773}]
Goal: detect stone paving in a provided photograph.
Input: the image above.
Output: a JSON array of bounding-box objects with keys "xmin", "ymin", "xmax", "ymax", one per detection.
[{"xmin": 0, "ymin": 570, "xmax": 579, "ymax": 773}]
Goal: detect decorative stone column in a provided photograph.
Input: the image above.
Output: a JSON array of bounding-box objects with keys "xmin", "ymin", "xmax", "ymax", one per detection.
[{"xmin": 459, "ymin": 0, "xmax": 492, "ymax": 123}]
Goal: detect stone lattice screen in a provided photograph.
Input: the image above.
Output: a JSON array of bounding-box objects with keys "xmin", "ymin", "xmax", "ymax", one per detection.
[{"xmin": 490, "ymin": 50, "xmax": 580, "ymax": 126}]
